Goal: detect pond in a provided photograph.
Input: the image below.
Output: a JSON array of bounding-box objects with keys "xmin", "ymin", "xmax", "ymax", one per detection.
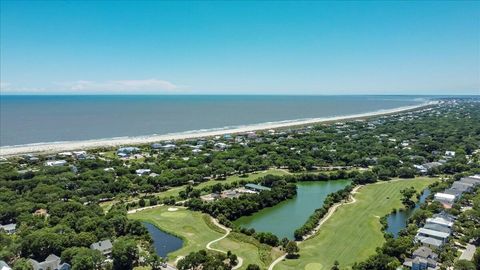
[
  {"xmin": 234, "ymin": 180, "xmax": 351, "ymax": 239},
  {"xmin": 385, "ymin": 188, "xmax": 431, "ymax": 238},
  {"xmin": 142, "ymin": 222, "xmax": 183, "ymax": 258}
]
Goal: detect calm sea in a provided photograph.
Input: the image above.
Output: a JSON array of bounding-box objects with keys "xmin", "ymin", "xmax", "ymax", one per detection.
[{"xmin": 0, "ymin": 95, "xmax": 425, "ymax": 146}]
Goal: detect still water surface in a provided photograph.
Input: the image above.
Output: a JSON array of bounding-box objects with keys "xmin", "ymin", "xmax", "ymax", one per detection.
[
  {"xmin": 234, "ymin": 180, "xmax": 351, "ymax": 239},
  {"xmin": 385, "ymin": 189, "xmax": 431, "ymax": 238},
  {"xmin": 142, "ymin": 222, "xmax": 183, "ymax": 258}
]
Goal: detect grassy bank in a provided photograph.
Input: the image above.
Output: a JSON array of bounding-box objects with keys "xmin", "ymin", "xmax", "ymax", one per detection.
[
  {"xmin": 129, "ymin": 205, "xmax": 281, "ymax": 269},
  {"xmin": 275, "ymin": 177, "xmax": 437, "ymax": 270}
]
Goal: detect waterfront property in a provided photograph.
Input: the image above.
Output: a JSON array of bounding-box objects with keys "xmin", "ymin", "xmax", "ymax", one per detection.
[{"xmin": 275, "ymin": 178, "xmax": 436, "ymax": 270}]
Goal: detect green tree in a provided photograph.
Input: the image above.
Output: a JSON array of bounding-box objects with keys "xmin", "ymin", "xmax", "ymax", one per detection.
[
  {"xmin": 285, "ymin": 241, "xmax": 299, "ymax": 258},
  {"xmin": 112, "ymin": 237, "xmax": 138, "ymax": 270}
]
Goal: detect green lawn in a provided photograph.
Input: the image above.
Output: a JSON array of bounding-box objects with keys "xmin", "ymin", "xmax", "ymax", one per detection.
[
  {"xmin": 129, "ymin": 206, "xmax": 224, "ymax": 262},
  {"xmin": 275, "ymin": 177, "xmax": 438, "ymax": 270},
  {"xmin": 211, "ymin": 232, "xmax": 284, "ymax": 269},
  {"xmin": 129, "ymin": 205, "xmax": 282, "ymax": 269}
]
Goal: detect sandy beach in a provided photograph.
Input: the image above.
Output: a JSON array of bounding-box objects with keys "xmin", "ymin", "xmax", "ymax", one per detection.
[{"xmin": 0, "ymin": 101, "xmax": 437, "ymax": 157}]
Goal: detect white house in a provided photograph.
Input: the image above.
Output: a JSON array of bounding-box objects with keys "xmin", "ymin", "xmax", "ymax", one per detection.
[
  {"xmin": 434, "ymin": 192, "xmax": 456, "ymax": 208},
  {"xmin": 45, "ymin": 160, "xmax": 67, "ymax": 167},
  {"xmin": 0, "ymin": 223, "xmax": 16, "ymax": 234},
  {"xmin": 135, "ymin": 169, "xmax": 151, "ymax": 176}
]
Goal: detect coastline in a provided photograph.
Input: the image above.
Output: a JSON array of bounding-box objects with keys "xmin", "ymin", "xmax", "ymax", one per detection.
[{"xmin": 0, "ymin": 101, "xmax": 437, "ymax": 157}]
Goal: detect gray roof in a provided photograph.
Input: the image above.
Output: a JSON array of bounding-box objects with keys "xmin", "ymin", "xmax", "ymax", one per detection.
[
  {"xmin": 413, "ymin": 246, "xmax": 438, "ymax": 260},
  {"xmin": 423, "ymin": 223, "xmax": 451, "ymax": 234},
  {"xmin": 459, "ymin": 177, "xmax": 480, "ymax": 186},
  {"xmin": 29, "ymin": 254, "xmax": 70, "ymax": 270},
  {"xmin": 443, "ymin": 188, "xmax": 464, "ymax": 197},
  {"xmin": 459, "ymin": 244, "xmax": 476, "ymax": 261},
  {"xmin": 417, "ymin": 228, "xmax": 450, "ymax": 239},
  {"xmin": 0, "ymin": 261, "xmax": 11, "ymax": 270},
  {"xmin": 90, "ymin": 239, "xmax": 113, "ymax": 252},
  {"xmin": 416, "ymin": 236, "xmax": 444, "ymax": 247}
]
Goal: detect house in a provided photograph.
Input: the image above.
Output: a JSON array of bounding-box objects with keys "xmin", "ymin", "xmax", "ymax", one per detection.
[
  {"xmin": 135, "ymin": 169, "xmax": 151, "ymax": 176},
  {"xmin": 0, "ymin": 261, "xmax": 12, "ymax": 270},
  {"xmin": 459, "ymin": 244, "xmax": 476, "ymax": 261},
  {"xmin": 117, "ymin": 147, "xmax": 140, "ymax": 156},
  {"xmin": 33, "ymin": 208, "xmax": 48, "ymax": 217},
  {"xmin": 444, "ymin": 151, "xmax": 455, "ymax": 157},
  {"xmin": 415, "ymin": 228, "xmax": 450, "ymax": 248},
  {"xmin": 0, "ymin": 223, "xmax": 16, "ymax": 234},
  {"xmin": 433, "ymin": 193, "xmax": 456, "ymax": 208},
  {"xmin": 44, "ymin": 160, "xmax": 67, "ymax": 167},
  {"xmin": 72, "ymin": 151, "xmax": 87, "ymax": 159},
  {"xmin": 214, "ymin": 142, "xmax": 228, "ymax": 150},
  {"xmin": 403, "ymin": 246, "xmax": 438, "ymax": 270},
  {"xmin": 90, "ymin": 239, "xmax": 113, "ymax": 256},
  {"xmin": 29, "ymin": 254, "xmax": 71, "ymax": 270},
  {"xmin": 245, "ymin": 183, "xmax": 271, "ymax": 192},
  {"xmin": 425, "ymin": 213, "xmax": 454, "ymax": 229}
]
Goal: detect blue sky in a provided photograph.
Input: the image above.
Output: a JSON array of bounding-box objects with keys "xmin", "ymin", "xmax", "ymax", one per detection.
[{"xmin": 0, "ymin": 1, "xmax": 479, "ymax": 95}]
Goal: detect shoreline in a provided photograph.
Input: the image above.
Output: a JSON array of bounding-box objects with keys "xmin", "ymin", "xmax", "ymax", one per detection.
[{"xmin": 0, "ymin": 101, "xmax": 437, "ymax": 157}]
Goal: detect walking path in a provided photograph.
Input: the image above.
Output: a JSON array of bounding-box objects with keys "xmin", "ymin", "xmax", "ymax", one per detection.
[
  {"xmin": 268, "ymin": 185, "xmax": 363, "ymax": 270},
  {"xmin": 206, "ymin": 217, "xmax": 244, "ymax": 270}
]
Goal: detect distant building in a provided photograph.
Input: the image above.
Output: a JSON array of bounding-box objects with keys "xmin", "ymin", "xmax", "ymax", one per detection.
[
  {"xmin": 117, "ymin": 147, "xmax": 140, "ymax": 156},
  {"xmin": 135, "ymin": 169, "xmax": 151, "ymax": 176},
  {"xmin": 29, "ymin": 254, "xmax": 71, "ymax": 270},
  {"xmin": 90, "ymin": 239, "xmax": 113, "ymax": 256},
  {"xmin": 0, "ymin": 223, "xmax": 16, "ymax": 234},
  {"xmin": 44, "ymin": 160, "xmax": 67, "ymax": 167},
  {"xmin": 245, "ymin": 183, "xmax": 271, "ymax": 192}
]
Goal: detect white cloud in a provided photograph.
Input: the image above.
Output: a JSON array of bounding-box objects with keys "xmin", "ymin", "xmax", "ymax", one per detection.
[
  {"xmin": 58, "ymin": 79, "xmax": 178, "ymax": 92},
  {"xmin": 1, "ymin": 79, "xmax": 180, "ymax": 94}
]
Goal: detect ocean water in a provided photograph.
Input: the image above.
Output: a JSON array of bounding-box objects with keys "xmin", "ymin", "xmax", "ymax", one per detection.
[{"xmin": 0, "ymin": 95, "xmax": 424, "ymax": 146}]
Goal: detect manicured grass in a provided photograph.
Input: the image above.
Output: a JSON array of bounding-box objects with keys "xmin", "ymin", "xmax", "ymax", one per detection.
[
  {"xmin": 129, "ymin": 206, "xmax": 224, "ymax": 262},
  {"xmin": 275, "ymin": 177, "xmax": 438, "ymax": 270},
  {"xmin": 211, "ymin": 232, "xmax": 284, "ymax": 269},
  {"xmin": 129, "ymin": 205, "xmax": 282, "ymax": 269}
]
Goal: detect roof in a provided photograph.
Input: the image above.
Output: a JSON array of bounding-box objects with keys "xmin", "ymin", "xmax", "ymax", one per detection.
[
  {"xmin": 0, "ymin": 261, "xmax": 12, "ymax": 270},
  {"xmin": 416, "ymin": 236, "xmax": 444, "ymax": 247},
  {"xmin": 90, "ymin": 239, "xmax": 113, "ymax": 252},
  {"xmin": 0, "ymin": 223, "xmax": 16, "ymax": 231},
  {"xmin": 423, "ymin": 223, "xmax": 451, "ymax": 234},
  {"xmin": 245, "ymin": 183, "xmax": 271, "ymax": 191},
  {"xmin": 417, "ymin": 228, "xmax": 450, "ymax": 239},
  {"xmin": 434, "ymin": 192, "xmax": 456, "ymax": 200},
  {"xmin": 459, "ymin": 244, "xmax": 476, "ymax": 261},
  {"xmin": 413, "ymin": 246, "xmax": 437, "ymax": 259},
  {"xmin": 426, "ymin": 216, "xmax": 454, "ymax": 228}
]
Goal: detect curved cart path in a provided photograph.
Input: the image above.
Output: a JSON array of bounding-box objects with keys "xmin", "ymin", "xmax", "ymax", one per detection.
[{"xmin": 207, "ymin": 217, "xmax": 244, "ymax": 270}]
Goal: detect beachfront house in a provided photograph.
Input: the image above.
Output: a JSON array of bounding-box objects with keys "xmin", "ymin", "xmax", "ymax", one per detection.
[
  {"xmin": 117, "ymin": 147, "xmax": 140, "ymax": 157},
  {"xmin": 403, "ymin": 246, "xmax": 438, "ymax": 270},
  {"xmin": 245, "ymin": 183, "xmax": 271, "ymax": 192},
  {"xmin": 44, "ymin": 160, "xmax": 67, "ymax": 167},
  {"xmin": 0, "ymin": 223, "xmax": 16, "ymax": 234},
  {"xmin": 29, "ymin": 254, "xmax": 71, "ymax": 270},
  {"xmin": 90, "ymin": 239, "xmax": 113, "ymax": 256}
]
